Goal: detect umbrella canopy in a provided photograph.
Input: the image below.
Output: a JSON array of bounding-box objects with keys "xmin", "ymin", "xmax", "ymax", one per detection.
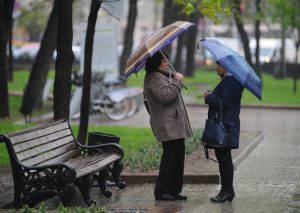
[
  {"xmin": 124, "ymin": 21, "xmax": 195, "ymax": 78},
  {"xmin": 199, "ymin": 38, "xmax": 262, "ymax": 100}
]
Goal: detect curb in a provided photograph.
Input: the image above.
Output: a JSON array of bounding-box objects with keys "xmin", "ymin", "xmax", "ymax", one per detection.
[
  {"xmin": 185, "ymin": 103, "xmax": 300, "ymax": 111},
  {"xmin": 121, "ymin": 174, "xmax": 219, "ymax": 184},
  {"xmin": 233, "ymin": 132, "xmax": 265, "ymax": 169},
  {"xmin": 121, "ymin": 132, "xmax": 265, "ymax": 185}
]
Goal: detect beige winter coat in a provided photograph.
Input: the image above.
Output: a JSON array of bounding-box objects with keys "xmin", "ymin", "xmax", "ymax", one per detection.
[{"xmin": 144, "ymin": 71, "xmax": 193, "ymax": 142}]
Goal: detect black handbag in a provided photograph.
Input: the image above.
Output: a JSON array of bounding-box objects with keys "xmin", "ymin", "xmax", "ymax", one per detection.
[{"xmin": 201, "ymin": 99, "xmax": 233, "ymax": 162}]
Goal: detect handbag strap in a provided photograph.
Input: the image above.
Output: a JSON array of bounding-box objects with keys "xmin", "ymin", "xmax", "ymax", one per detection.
[
  {"xmin": 204, "ymin": 146, "xmax": 218, "ymax": 163},
  {"xmin": 204, "ymin": 145, "xmax": 232, "ymax": 163},
  {"xmin": 217, "ymin": 98, "xmax": 223, "ymax": 120}
]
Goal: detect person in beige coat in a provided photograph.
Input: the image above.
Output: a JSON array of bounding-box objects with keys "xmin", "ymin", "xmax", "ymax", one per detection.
[{"xmin": 143, "ymin": 51, "xmax": 193, "ymax": 201}]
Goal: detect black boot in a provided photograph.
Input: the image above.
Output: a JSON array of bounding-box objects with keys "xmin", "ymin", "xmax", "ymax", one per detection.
[{"xmin": 210, "ymin": 188, "xmax": 235, "ymax": 203}]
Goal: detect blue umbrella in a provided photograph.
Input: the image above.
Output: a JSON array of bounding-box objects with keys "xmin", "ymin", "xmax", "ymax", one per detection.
[{"xmin": 199, "ymin": 38, "xmax": 262, "ymax": 100}]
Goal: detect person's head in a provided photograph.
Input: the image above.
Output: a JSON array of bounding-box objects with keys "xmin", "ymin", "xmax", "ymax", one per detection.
[
  {"xmin": 145, "ymin": 51, "xmax": 169, "ymax": 73},
  {"xmin": 216, "ymin": 61, "xmax": 227, "ymax": 77}
]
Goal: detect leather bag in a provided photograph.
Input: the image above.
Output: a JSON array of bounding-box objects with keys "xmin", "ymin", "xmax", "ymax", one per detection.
[{"xmin": 201, "ymin": 100, "xmax": 232, "ymax": 149}]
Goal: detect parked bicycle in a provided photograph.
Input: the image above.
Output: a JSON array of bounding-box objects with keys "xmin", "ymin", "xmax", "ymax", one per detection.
[{"xmin": 71, "ymin": 72, "xmax": 142, "ymax": 120}]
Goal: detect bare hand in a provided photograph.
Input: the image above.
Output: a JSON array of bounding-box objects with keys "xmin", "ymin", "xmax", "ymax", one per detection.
[
  {"xmin": 203, "ymin": 90, "xmax": 211, "ymax": 99},
  {"xmin": 174, "ymin": 72, "xmax": 184, "ymax": 81}
]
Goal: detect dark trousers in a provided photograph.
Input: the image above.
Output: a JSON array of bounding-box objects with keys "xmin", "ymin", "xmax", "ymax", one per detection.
[
  {"xmin": 215, "ymin": 148, "xmax": 234, "ymax": 192},
  {"xmin": 154, "ymin": 138, "xmax": 185, "ymax": 196}
]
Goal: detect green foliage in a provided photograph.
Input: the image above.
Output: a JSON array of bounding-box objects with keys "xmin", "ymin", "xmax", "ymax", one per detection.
[
  {"xmin": 175, "ymin": 0, "xmax": 231, "ymax": 24},
  {"xmin": 185, "ymin": 128, "xmax": 203, "ymax": 155},
  {"xmin": 18, "ymin": 1, "xmax": 52, "ymax": 41},
  {"xmin": 12, "ymin": 203, "xmax": 105, "ymax": 213},
  {"xmin": 267, "ymin": 0, "xmax": 300, "ymax": 29},
  {"xmin": 124, "ymin": 128, "xmax": 202, "ymax": 172}
]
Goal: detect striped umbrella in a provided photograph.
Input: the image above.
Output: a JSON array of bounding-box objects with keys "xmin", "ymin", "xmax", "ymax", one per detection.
[{"xmin": 123, "ymin": 21, "xmax": 195, "ymax": 78}]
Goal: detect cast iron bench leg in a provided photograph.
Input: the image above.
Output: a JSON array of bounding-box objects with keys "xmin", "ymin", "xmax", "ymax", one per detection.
[
  {"xmin": 110, "ymin": 160, "xmax": 126, "ymax": 189},
  {"xmin": 94, "ymin": 168, "xmax": 112, "ymax": 197},
  {"xmin": 75, "ymin": 175, "xmax": 96, "ymax": 206}
]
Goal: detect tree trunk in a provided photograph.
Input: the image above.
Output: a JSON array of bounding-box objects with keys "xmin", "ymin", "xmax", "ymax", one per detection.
[
  {"xmin": 20, "ymin": 0, "xmax": 58, "ymax": 118},
  {"xmin": 77, "ymin": 0, "xmax": 102, "ymax": 144},
  {"xmin": 174, "ymin": 35, "xmax": 185, "ymax": 72},
  {"xmin": 293, "ymin": 29, "xmax": 299, "ymax": 94},
  {"xmin": 278, "ymin": 26, "xmax": 286, "ymax": 79},
  {"xmin": 232, "ymin": 0, "xmax": 253, "ymax": 67},
  {"xmin": 0, "ymin": 0, "xmax": 10, "ymax": 118},
  {"xmin": 6, "ymin": 0, "xmax": 14, "ymax": 82},
  {"xmin": 162, "ymin": 0, "xmax": 174, "ymax": 27},
  {"xmin": 185, "ymin": 12, "xmax": 200, "ymax": 77},
  {"xmin": 119, "ymin": 0, "xmax": 137, "ymax": 74},
  {"xmin": 162, "ymin": 0, "xmax": 176, "ymax": 56},
  {"xmin": 53, "ymin": 0, "xmax": 74, "ymax": 121},
  {"xmin": 254, "ymin": 0, "xmax": 262, "ymax": 79}
]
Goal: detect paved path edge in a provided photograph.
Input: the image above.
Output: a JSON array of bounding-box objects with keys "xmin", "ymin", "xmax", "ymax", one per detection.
[{"xmin": 233, "ymin": 132, "xmax": 265, "ymax": 169}]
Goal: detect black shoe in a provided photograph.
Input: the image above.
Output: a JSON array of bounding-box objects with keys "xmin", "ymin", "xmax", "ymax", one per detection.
[
  {"xmin": 172, "ymin": 193, "xmax": 187, "ymax": 200},
  {"xmin": 210, "ymin": 191, "xmax": 235, "ymax": 203},
  {"xmin": 155, "ymin": 194, "xmax": 176, "ymax": 201}
]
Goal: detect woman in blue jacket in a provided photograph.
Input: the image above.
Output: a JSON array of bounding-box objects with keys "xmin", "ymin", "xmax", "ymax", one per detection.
[{"xmin": 203, "ymin": 61, "xmax": 244, "ymax": 203}]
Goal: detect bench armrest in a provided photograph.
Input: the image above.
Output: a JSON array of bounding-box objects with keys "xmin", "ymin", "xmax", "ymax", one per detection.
[
  {"xmin": 0, "ymin": 134, "xmax": 9, "ymax": 143},
  {"xmin": 19, "ymin": 162, "xmax": 77, "ymax": 184},
  {"xmin": 76, "ymin": 141, "xmax": 124, "ymax": 158}
]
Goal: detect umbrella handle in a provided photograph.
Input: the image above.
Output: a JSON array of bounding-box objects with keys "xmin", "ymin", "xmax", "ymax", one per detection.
[{"xmin": 159, "ymin": 50, "xmax": 187, "ymax": 90}]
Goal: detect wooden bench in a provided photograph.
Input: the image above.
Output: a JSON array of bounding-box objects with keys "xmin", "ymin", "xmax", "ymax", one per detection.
[{"xmin": 0, "ymin": 120, "xmax": 125, "ymax": 208}]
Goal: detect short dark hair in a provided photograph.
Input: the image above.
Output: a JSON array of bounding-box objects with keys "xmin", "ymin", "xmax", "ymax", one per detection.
[{"xmin": 145, "ymin": 51, "xmax": 169, "ymax": 73}]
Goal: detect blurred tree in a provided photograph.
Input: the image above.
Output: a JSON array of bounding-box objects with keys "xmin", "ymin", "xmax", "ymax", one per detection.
[
  {"xmin": 6, "ymin": 0, "xmax": 14, "ymax": 82},
  {"xmin": 162, "ymin": 0, "xmax": 176, "ymax": 57},
  {"xmin": 185, "ymin": 10, "xmax": 201, "ymax": 77},
  {"xmin": 162, "ymin": 1, "xmax": 188, "ymax": 72},
  {"xmin": 119, "ymin": 0, "xmax": 137, "ymax": 74},
  {"xmin": 268, "ymin": 0, "xmax": 295, "ymax": 79},
  {"xmin": 162, "ymin": 0, "xmax": 175, "ymax": 27},
  {"xmin": 77, "ymin": 0, "xmax": 102, "ymax": 144},
  {"xmin": 173, "ymin": 0, "xmax": 231, "ymax": 76},
  {"xmin": 0, "ymin": 0, "xmax": 10, "ymax": 118},
  {"xmin": 232, "ymin": 0, "xmax": 253, "ymax": 67},
  {"xmin": 254, "ymin": 0, "xmax": 263, "ymax": 79},
  {"xmin": 17, "ymin": 2, "xmax": 50, "ymax": 41},
  {"xmin": 54, "ymin": 0, "xmax": 74, "ymax": 120},
  {"xmin": 20, "ymin": 0, "xmax": 58, "ymax": 122},
  {"xmin": 290, "ymin": 0, "xmax": 300, "ymax": 93}
]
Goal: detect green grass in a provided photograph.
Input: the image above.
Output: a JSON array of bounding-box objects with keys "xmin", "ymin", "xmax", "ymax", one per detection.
[
  {"xmin": 126, "ymin": 68, "xmax": 300, "ymax": 106},
  {"xmin": 0, "ymin": 122, "xmax": 33, "ymax": 165},
  {"xmin": 9, "ymin": 68, "xmax": 300, "ymax": 106},
  {"xmin": 0, "ymin": 123, "xmax": 202, "ymax": 171},
  {"xmin": 9, "ymin": 70, "xmax": 55, "ymax": 91}
]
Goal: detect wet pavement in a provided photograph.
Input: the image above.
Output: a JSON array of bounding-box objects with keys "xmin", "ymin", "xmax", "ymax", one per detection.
[
  {"xmin": 1, "ymin": 106, "xmax": 300, "ymax": 212},
  {"xmin": 86, "ymin": 106, "xmax": 300, "ymax": 212}
]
